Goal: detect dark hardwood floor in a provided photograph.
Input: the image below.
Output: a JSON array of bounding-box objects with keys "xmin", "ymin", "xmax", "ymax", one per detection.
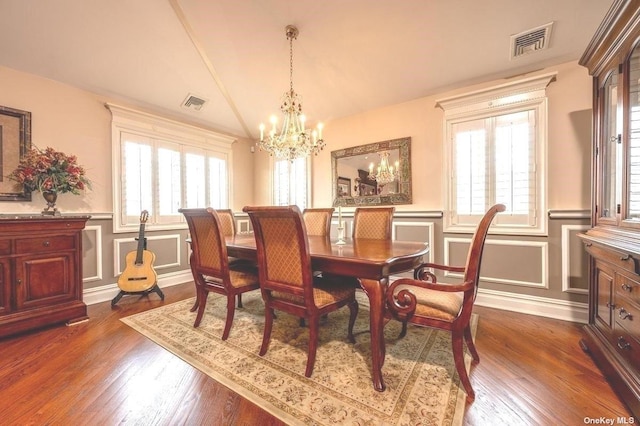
[{"xmin": 0, "ymin": 282, "xmax": 632, "ymax": 425}]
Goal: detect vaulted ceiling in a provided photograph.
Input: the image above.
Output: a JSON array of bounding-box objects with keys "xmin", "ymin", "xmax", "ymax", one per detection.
[{"xmin": 0, "ymin": 0, "xmax": 613, "ymax": 140}]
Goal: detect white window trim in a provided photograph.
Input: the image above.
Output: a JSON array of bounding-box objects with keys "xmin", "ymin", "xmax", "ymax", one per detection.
[
  {"xmin": 436, "ymin": 72, "xmax": 556, "ymax": 236},
  {"xmin": 107, "ymin": 103, "xmax": 236, "ymax": 233}
]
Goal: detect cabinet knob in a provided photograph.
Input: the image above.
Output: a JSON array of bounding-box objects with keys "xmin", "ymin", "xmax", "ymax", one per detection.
[
  {"xmin": 16, "ymin": 279, "xmax": 21, "ymax": 285},
  {"xmin": 619, "ymin": 307, "xmax": 633, "ymax": 320},
  {"xmin": 622, "ymin": 283, "xmax": 633, "ymax": 292},
  {"xmin": 42, "ymin": 241, "xmax": 50, "ymax": 247},
  {"xmin": 617, "ymin": 336, "xmax": 632, "ymax": 350},
  {"xmin": 607, "ymin": 302, "xmax": 616, "ymax": 309}
]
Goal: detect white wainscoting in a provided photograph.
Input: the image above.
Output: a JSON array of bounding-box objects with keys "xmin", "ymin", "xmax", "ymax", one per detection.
[
  {"xmin": 444, "ymin": 237, "xmax": 549, "ymax": 289},
  {"xmin": 83, "ymin": 270, "xmax": 193, "ymax": 306},
  {"xmin": 562, "ymin": 224, "xmax": 590, "ymax": 295},
  {"xmin": 113, "ymin": 234, "xmax": 182, "ymax": 276},
  {"xmin": 82, "ymin": 225, "xmax": 103, "ymax": 282},
  {"xmin": 475, "ymin": 288, "xmax": 588, "ymax": 324},
  {"xmin": 392, "ymin": 221, "xmax": 434, "ymax": 264}
]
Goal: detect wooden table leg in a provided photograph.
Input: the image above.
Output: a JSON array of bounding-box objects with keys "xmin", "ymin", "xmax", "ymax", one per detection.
[{"xmin": 359, "ymin": 277, "xmax": 387, "ymax": 392}]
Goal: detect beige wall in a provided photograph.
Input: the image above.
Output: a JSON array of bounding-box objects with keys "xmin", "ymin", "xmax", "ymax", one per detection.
[
  {"xmin": 306, "ymin": 60, "xmax": 592, "ymax": 212},
  {"xmin": 0, "ymin": 62, "xmax": 593, "ymax": 320},
  {"xmin": 0, "ymin": 65, "xmax": 256, "ymax": 214}
]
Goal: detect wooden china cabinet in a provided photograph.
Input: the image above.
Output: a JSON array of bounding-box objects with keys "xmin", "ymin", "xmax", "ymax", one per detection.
[
  {"xmin": 579, "ymin": 0, "xmax": 640, "ymax": 418},
  {"xmin": 0, "ymin": 215, "xmax": 90, "ymax": 338}
]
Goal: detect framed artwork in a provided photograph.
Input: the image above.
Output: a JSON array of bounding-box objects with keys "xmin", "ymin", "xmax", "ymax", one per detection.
[
  {"xmin": 0, "ymin": 105, "xmax": 32, "ymax": 201},
  {"xmin": 337, "ymin": 176, "xmax": 351, "ymax": 197}
]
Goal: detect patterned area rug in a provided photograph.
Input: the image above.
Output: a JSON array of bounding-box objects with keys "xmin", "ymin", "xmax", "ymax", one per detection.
[{"xmin": 121, "ymin": 291, "xmax": 476, "ymax": 425}]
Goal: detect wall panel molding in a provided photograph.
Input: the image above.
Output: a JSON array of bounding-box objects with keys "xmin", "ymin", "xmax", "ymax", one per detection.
[
  {"xmin": 83, "ymin": 270, "xmax": 192, "ymax": 306},
  {"xmin": 444, "ymin": 238, "xmax": 549, "ymax": 288},
  {"xmin": 113, "ymin": 234, "xmax": 182, "ymax": 276},
  {"xmin": 393, "ymin": 221, "xmax": 434, "ymax": 263},
  {"xmin": 82, "ymin": 225, "xmax": 103, "ymax": 282},
  {"xmin": 562, "ymin": 224, "xmax": 590, "ymax": 294}
]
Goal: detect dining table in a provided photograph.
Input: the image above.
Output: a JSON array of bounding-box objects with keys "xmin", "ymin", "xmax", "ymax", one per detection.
[{"xmin": 226, "ymin": 233, "xmax": 429, "ymax": 392}]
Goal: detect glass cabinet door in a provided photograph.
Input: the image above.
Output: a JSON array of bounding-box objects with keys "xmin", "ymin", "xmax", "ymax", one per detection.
[
  {"xmin": 600, "ymin": 68, "xmax": 621, "ymax": 220},
  {"xmin": 628, "ymin": 45, "xmax": 640, "ymax": 220}
]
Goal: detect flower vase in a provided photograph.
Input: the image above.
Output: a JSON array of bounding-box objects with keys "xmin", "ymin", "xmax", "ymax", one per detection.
[{"xmin": 42, "ymin": 191, "xmax": 60, "ymax": 216}]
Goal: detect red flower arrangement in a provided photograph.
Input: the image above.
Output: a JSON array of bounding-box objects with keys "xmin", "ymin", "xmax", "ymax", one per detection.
[{"xmin": 8, "ymin": 146, "xmax": 91, "ymax": 195}]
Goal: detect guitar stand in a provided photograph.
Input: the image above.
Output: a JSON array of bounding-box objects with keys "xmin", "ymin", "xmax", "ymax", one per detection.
[
  {"xmin": 111, "ymin": 284, "xmax": 165, "ymax": 307},
  {"xmin": 111, "ymin": 237, "xmax": 165, "ymax": 307}
]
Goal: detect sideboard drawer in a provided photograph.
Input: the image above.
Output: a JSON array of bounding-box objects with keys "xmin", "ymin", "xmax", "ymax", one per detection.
[
  {"xmin": 15, "ymin": 235, "xmax": 76, "ymax": 255},
  {"xmin": 585, "ymin": 243, "xmax": 638, "ymax": 275},
  {"xmin": 617, "ymin": 273, "xmax": 640, "ymax": 305},
  {"xmin": 615, "ymin": 297, "xmax": 640, "ymax": 342},
  {"xmin": 611, "ymin": 324, "xmax": 640, "ymax": 369}
]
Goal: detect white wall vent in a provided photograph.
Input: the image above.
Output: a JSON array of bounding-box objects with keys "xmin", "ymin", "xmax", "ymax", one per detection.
[
  {"xmin": 510, "ymin": 22, "xmax": 553, "ymax": 59},
  {"xmin": 181, "ymin": 93, "xmax": 208, "ymax": 112}
]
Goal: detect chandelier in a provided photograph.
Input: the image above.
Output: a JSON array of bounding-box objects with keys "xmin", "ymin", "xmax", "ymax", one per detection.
[
  {"xmin": 258, "ymin": 25, "xmax": 325, "ymax": 162},
  {"xmin": 368, "ymin": 151, "xmax": 400, "ymax": 185}
]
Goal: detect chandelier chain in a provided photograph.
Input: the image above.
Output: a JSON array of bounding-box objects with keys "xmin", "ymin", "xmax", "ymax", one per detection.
[{"xmin": 289, "ymin": 32, "xmax": 294, "ymax": 94}]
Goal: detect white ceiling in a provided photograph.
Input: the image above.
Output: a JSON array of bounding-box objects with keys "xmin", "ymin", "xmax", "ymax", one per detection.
[{"xmin": 0, "ymin": 0, "xmax": 613, "ymax": 140}]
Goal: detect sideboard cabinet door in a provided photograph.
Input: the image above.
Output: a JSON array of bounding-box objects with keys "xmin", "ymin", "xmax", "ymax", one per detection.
[
  {"xmin": 14, "ymin": 253, "xmax": 76, "ymax": 310},
  {"xmin": 0, "ymin": 216, "xmax": 90, "ymax": 338}
]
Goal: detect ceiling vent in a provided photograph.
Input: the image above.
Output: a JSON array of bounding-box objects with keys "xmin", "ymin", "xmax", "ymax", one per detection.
[
  {"xmin": 510, "ymin": 22, "xmax": 553, "ymax": 59},
  {"xmin": 181, "ymin": 93, "xmax": 207, "ymax": 112}
]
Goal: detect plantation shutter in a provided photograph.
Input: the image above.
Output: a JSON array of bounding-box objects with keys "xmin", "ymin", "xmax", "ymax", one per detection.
[
  {"xmin": 184, "ymin": 149, "xmax": 206, "ymax": 208},
  {"xmin": 494, "ymin": 110, "xmax": 537, "ymax": 226},
  {"xmin": 628, "ymin": 51, "xmax": 640, "ymax": 219},
  {"xmin": 273, "ymin": 157, "xmax": 308, "ymax": 210},
  {"xmin": 451, "ymin": 109, "xmax": 537, "ymax": 227},
  {"xmin": 156, "ymin": 141, "xmax": 181, "ymax": 222},
  {"xmin": 121, "ymin": 132, "xmax": 153, "ymax": 225},
  {"xmin": 208, "ymin": 154, "xmax": 228, "ymax": 209}
]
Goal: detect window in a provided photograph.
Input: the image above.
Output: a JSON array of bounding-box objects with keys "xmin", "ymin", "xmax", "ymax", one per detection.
[
  {"xmin": 108, "ymin": 104, "xmax": 235, "ymax": 232},
  {"xmin": 273, "ymin": 157, "xmax": 310, "ymax": 210},
  {"xmin": 437, "ymin": 73, "xmax": 555, "ymax": 235}
]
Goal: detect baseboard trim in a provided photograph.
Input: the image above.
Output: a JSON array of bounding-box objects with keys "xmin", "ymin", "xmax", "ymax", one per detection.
[
  {"xmin": 84, "ymin": 271, "xmax": 589, "ymax": 324},
  {"xmin": 83, "ymin": 270, "xmax": 193, "ymax": 306},
  {"xmin": 476, "ymin": 288, "xmax": 588, "ymax": 324}
]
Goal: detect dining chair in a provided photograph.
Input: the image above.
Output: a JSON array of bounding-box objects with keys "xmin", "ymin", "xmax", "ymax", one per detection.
[
  {"xmin": 323, "ymin": 206, "xmax": 396, "ymax": 287},
  {"xmin": 216, "ymin": 208, "xmax": 257, "ymax": 268},
  {"xmin": 352, "ymin": 206, "xmax": 395, "ymax": 239},
  {"xmin": 385, "ymin": 203, "xmax": 505, "ymax": 402},
  {"xmin": 179, "ymin": 208, "xmax": 260, "ymax": 340},
  {"xmin": 302, "ymin": 208, "xmax": 334, "ymax": 236},
  {"xmin": 243, "ymin": 205, "xmax": 358, "ymax": 377}
]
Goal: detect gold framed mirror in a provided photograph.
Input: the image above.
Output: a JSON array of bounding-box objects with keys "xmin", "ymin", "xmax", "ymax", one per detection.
[{"xmin": 331, "ymin": 137, "xmax": 412, "ymax": 206}]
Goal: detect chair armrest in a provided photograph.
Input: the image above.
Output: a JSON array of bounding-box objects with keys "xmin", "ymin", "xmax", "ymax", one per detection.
[
  {"xmin": 414, "ymin": 263, "xmax": 465, "ymax": 280},
  {"xmin": 386, "ymin": 277, "xmax": 474, "ymax": 320}
]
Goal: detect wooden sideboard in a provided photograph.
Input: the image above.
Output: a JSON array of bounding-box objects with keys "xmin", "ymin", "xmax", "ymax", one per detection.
[
  {"xmin": 0, "ymin": 215, "xmax": 90, "ymax": 338},
  {"xmin": 579, "ymin": 0, "xmax": 640, "ymax": 418}
]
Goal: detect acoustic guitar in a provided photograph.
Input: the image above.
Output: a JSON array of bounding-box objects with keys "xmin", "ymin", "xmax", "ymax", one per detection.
[{"xmin": 117, "ymin": 210, "xmax": 158, "ymax": 293}]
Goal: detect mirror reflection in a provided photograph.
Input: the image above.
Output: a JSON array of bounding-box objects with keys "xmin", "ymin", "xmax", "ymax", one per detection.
[{"xmin": 331, "ymin": 137, "xmax": 412, "ymax": 206}]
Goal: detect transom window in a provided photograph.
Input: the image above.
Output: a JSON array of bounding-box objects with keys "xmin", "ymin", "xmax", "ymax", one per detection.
[
  {"xmin": 437, "ymin": 73, "xmax": 555, "ymax": 235},
  {"xmin": 108, "ymin": 104, "xmax": 235, "ymax": 232}
]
